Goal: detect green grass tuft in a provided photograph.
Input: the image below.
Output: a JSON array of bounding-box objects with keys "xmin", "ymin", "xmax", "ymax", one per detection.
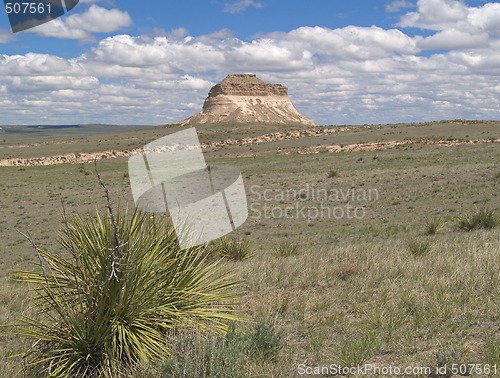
[
  {"xmin": 209, "ymin": 236, "xmax": 253, "ymax": 261},
  {"xmin": 424, "ymin": 216, "xmax": 445, "ymax": 235},
  {"xmin": 406, "ymin": 238, "xmax": 432, "ymax": 257},
  {"xmin": 457, "ymin": 207, "xmax": 498, "ymax": 231},
  {"xmin": 327, "ymin": 169, "xmax": 339, "ymax": 178},
  {"xmin": 484, "ymin": 338, "xmax": 500, "ymax": 368},
  {"xmin": 273, "ymin": 241, "xmax": 300, "ymax": 257},
  {"xmin": 336, "ymin": 333, "xmax": 377, "ymax": 366}
]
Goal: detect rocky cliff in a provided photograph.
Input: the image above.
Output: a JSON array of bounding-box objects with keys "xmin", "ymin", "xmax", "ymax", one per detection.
[{"xmin": 179, "ymin": 74, "xmax": 315, "ymax": 126}]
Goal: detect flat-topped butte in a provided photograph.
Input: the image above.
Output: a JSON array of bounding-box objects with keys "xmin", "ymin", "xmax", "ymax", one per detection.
[{"xmin": 180, "ymin": 74, "xmax": 316, "ymax": 126}]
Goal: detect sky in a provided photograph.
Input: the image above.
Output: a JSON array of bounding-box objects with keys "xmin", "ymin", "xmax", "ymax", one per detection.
[{"xmin": 1, "ymin": 0, "xmax": 500, "ymax": 126}]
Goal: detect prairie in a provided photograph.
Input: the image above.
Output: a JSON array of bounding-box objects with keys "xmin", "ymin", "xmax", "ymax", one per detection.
[{"xmin": 0, "ymin": 120, "xmax": 499, "ymax": 377}]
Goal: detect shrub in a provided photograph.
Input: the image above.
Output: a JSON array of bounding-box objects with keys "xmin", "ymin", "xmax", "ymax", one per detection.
[
  {"xmin": 272, "ymin": 241, "xmax": 299, "ymax": 257},
  {"xmin": 406, "ymin": 238, "xmax": 432, "ymax": 257},
  {"xmin": 161, "ymin": 319, "xmax": 283, "ymax": 376},
  {"xmin": 457, "ymin": 207, "xmax": 498, "ymax": 231},
  {"xmin": 161, "ymin": 325, "xmax": 248, "ymax": 378},
  {"xmin": 15, "ymin": 208, "xmax": 241, "ymax": 377},
  {"xmin": 246, "ymin": 319, "xmax": 283, "ymax": 363},
  {"xmin": 435, "ymin": 347, "xmax": 463, "ymax": 377},
  {"xmin": 209, "ymin": 236, "xmax": 253, "ymax": 261}
]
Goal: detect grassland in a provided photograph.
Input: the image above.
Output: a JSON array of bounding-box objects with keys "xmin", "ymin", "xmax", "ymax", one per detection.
[{"xmin": 0, "ymin": 120, "xmax": 499, "ymax": 377}]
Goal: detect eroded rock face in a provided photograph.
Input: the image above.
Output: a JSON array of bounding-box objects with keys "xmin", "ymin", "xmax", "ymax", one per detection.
[{"xmin": 179, "ymin": 74, "xmax": 315, "ymax": 126}]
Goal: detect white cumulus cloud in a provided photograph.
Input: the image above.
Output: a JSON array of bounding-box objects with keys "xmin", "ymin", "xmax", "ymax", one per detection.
[
  {"xmin": 398, "ymin": 0, "xmax": 469, "ymax": 31},
  {"xmin": 26, "ymin": 5, "xmax": 132, "ymax": 41},
  {"xmin": 468, "ymin": 2, "xmax": 500, "ymax": 36},
  {"xmin": 418, "ymin": 28, "xmax": 489, "ymax": 50}
]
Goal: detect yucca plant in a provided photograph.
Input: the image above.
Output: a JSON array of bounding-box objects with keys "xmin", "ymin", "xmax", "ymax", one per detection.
[{"xmin": 15, "ymin": 207, "xmax": 241, "ymax": 377}]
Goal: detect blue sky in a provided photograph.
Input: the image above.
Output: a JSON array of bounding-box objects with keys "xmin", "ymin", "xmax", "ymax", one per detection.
[
  {"xmin": 1, "ymin": 1, "xmax": 412, "ymax": 56},
  {"xmin": 1, "ymin": 0, "xmax": 500, "ymax": 125}
]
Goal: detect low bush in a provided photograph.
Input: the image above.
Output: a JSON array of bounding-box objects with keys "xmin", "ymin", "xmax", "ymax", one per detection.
[
  {"xmin": 162, "ymin": 325, "xmax": 248, "ymax": 378},
  {"xmin": 246, "ymin": 319, "xmax": 283, "ymax": 363},
  {"xmin": 162, "ymin": 319, "xmax": 283, "ymax": 377}
]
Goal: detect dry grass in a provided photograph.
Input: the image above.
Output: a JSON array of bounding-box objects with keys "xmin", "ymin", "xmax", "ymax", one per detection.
[
  {"xmin": 235, "ymin": 232, "xmax": 500, "ymax": 375},
  {"xmin": 0, "ymin": 120, "xmax": 499, "ymax": 376}
]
